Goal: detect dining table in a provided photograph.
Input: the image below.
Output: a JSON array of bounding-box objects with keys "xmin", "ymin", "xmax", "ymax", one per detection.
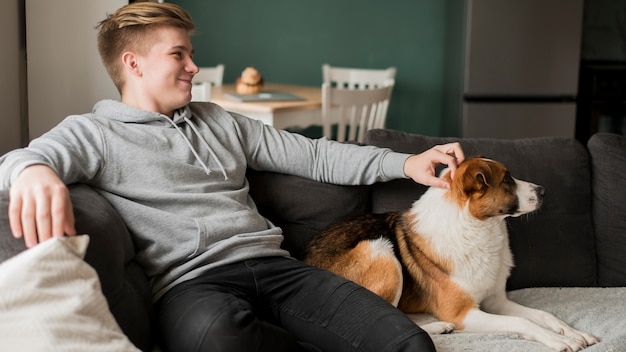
[{"xmin": 209, "ymin": 82, "xmax": 323, "ymax": 130}]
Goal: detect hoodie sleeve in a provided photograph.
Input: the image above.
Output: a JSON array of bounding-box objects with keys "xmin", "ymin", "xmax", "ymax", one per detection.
[
  {"xmin": 231, "ymin": 112, "xmax": 410, "ymax": 185},
  {"xmin": 0, "ymin": 115, "xmax": 105, "ymax": 190}
]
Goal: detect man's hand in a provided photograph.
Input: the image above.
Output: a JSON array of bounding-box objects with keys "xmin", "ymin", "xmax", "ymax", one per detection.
[
  {"xmin": 8, "ymin": 165, "xmax": 76, "ymax": 248},
  {"xmin": 403, "ymin": 142, "xmax": 465, "ymax": 189}
]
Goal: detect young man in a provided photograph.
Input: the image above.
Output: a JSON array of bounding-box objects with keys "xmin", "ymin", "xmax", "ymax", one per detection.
[{"xmin": 0, "ymin": 3, "xmax": 464, "ymax": 351}]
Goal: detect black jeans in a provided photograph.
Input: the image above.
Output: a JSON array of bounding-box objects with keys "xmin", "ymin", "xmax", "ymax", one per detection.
[{"xmin": 155, "ymin": 257, "xmax": 435, "ymax": 352}]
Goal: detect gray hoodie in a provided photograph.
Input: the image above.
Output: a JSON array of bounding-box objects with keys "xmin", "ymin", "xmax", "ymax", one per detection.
[{"xmin": 0, "ymin": 99, "xmax": 410, "ymax": 301}]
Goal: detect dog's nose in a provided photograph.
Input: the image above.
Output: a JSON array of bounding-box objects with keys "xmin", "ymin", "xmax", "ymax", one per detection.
[{"xmin": 534, "ymin": 185, "xmax": 546, "ymax": 198}]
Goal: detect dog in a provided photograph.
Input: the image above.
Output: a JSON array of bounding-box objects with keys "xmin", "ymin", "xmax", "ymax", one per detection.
[{"xmin": 304, "ymin": 156, "xmax": 598, "ymax": 351}]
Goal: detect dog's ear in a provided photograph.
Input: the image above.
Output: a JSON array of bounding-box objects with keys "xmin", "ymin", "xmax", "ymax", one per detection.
[
  {"xmin": 462, "ymin": 161, "xmax": 491, "ymax": 196},
  {"xmin": 476, "ymin": 172, "xmax": 490, "ymax": 187}
]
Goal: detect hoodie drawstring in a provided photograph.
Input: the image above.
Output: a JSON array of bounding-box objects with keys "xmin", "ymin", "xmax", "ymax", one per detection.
[
  {"xmin": 165, "ymin": 116, "xmax": 229, "ymax": 181},
  {"xmin": 184, "ymin": 117, "xmax": 229, "ymax": 181}
]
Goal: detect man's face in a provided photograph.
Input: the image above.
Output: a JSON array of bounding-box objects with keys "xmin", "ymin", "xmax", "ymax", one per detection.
[{"xmin": 133, "ymin": 26, "xmax": 198, "ymax": 116}]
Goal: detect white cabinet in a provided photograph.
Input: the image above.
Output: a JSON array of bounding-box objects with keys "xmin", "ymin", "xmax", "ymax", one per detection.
[
  {"xmin": 461, "ymin": 0, "xmax": 584, "ymax": 139},
  {"xmin": 25, "ymin": 0, "xmax": 126, "ymax": 140},
  {"xmin": 0, "ymin": 0, "xmax": 24, "ymax": 155}
]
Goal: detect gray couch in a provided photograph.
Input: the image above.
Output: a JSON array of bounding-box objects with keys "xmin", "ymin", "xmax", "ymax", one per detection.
[{"xmin": 1, "ymin": 130, "xmax": 625, "ymax": 351}]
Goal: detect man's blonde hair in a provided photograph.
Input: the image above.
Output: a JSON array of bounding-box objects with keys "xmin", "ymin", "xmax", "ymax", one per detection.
[{"xmin": 96, "ymin": 2, "xmax": 196, "ymax": 93}]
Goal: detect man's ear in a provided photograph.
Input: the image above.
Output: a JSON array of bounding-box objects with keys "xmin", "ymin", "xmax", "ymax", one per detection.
[{"xmin": 121, "ymin": 51, "xmax": 142, "ymax": 77}]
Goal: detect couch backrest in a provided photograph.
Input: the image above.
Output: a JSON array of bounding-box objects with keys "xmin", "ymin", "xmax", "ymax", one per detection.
[
  {"xmin": 247, "ymin": 170, "xmax": 369, "ymax": 260},
  {"xmin": 363, "ymin": 129, "xmax": 597, "ymax": 290}
]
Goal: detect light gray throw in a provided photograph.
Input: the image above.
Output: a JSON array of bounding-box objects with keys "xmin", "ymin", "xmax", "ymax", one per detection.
[{"xmin": 428, "ymin": 287, "xmax": 626, "ymax": 352}]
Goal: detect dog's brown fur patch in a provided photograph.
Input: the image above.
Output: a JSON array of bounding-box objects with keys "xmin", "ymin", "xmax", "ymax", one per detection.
[{"xmin": 394, "ymin": 212, "xmax": 475, "ymax": 329}]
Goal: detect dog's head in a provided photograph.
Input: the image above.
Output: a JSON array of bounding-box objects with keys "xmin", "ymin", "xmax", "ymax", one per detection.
[{"xmin": 443, "ymin": 157, "xmax": 545, "ymax": 220}]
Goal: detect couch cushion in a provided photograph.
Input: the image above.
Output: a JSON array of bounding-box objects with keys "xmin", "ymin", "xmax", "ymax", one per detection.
[
  {"xmin": 0, "ymin": 185, "xmax": 154, "ymax": 351},
  {"xmin": 247, "ymin": 170, "xmax": 369, "ymax": 260},
  {"xmin": 0, "ymin": 235, "xmax": 140, "ymax": 351},
  {"xmin": 588, "ymin": 133, "xmax": 626, "ymax": 286},
  {"xmin": 363, "ymin": 129, "xmax": 596, "ymax": 290}
]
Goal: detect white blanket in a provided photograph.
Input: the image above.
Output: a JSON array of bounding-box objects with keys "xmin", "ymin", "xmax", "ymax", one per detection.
[
  {"xmin": 429, "ymin": 287, "xmax": 626, "ymax": 352},
  {"xmin": 0, "ymin": 236, "xmax": 140, "ymax": 352}
]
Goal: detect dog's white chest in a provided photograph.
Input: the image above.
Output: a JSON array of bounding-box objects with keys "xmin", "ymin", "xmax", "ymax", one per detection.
[
  {"xmin": 412, "ymin": 193, "xmax": 513, "ymax": 303},
  {"xmin": 447, "ymin": 222, "xmax": 512, "ymax": 301}
]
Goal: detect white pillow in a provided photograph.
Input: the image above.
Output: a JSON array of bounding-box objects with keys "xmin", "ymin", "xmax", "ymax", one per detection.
[{"xmin": 0, "ymin": 235, "xmax": 140, "ymax": 352}]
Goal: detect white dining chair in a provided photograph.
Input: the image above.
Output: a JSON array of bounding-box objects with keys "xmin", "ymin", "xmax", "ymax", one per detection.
[
  {"xmin": 322, "ymin": 64, "xmax": 396, "ymax": 90},
  {"xmin": 192, "ymin": 64, "xmax": 225, "ymax": 87},
  {"xmin": 321, "ymin": 64, "xmax": 396, "ymax": 141},
  {"xmin": 190, "ymin": 64, "xmax": 224, "ymax": 102},
  {"xmin": 191, "ymin": 82, "xmax": 211, "ymax": 102},
  {"xmin": 322, "ymin": 79, "xmax": 395, "ymax": 143}
]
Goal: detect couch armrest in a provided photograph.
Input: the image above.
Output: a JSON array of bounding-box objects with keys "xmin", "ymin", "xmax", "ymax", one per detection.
[
  {"xmin": 0, "ymin": 184, "xmax": 154, "ymax": 351},
  {"xmin": 588, "ymin": 133, "xmax": 626, "ymax": 286}
]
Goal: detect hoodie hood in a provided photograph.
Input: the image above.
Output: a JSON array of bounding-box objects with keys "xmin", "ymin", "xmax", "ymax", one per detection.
[
  {"xmin": 93, "ymin": 99, "xmax": 228, "ymax": 180},
  {"xmin": 93, "ymin": 99, "xmax": 191, "ymax": 126}
]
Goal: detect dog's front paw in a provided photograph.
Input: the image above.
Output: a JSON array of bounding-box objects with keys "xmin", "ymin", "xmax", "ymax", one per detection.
[
  {"xmin": 543, "ymin": 317, "xmax": 599, "ymax": 349},
  {"xmin": 542, "ymin": 331, "xmax": 598, "ymax": 352},
  {"xmin": 580, "ymin": 331, "xmax": 600, "ymax": 347},
  {"xmin": 560, "ymin": 327, "xmax": 599, "ymax": 348},
  {"xmin": 561, "ymin": 330, "xmax": 599, "ymax": 351}
]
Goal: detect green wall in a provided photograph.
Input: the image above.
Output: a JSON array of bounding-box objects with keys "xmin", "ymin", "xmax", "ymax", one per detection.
[{"xmin": 171, "ymin": 0, "xmax": 464, "ymax": 137}]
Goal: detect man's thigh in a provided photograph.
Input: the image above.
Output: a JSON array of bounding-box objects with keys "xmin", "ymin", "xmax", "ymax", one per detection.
[
  {"xmin": 250, "ymin": 257, "xmax": 435, "ymax": 352},
  {"xmin": 156, "ymin": 263, "xmax": 306, "ymax": 352}
]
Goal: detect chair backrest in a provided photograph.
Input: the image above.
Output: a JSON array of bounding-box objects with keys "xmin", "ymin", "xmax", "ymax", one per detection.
[
  {"xmin": 191, "ymin": 82, "xmax": 211, "ymax": 102},
  {"xmin": 323, "ymin": 64, "xmax": 396, "ymax": 90},
  {"xmin": 192, "ymin": 64, "xmax": 225, "ymax": 86},
  {"xmin": 322, "ymin": 79, "xmax": 395, "ymax": 143}
]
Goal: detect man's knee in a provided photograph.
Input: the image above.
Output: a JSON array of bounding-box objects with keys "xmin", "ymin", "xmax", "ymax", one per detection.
[{"xmin": 159, "ymin": 303, "xmax": 262, "ymax": 352}]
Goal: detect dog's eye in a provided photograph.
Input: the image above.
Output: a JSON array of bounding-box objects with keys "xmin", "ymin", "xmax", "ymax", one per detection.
[{"xmin": 502, "ymin": 171, "xmax": 514, "ymax": 185}]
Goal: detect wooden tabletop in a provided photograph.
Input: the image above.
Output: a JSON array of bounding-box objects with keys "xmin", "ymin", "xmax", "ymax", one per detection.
[{"xmin": 210, "ymin": 83, "xmax": 322, "ymax": 114}]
